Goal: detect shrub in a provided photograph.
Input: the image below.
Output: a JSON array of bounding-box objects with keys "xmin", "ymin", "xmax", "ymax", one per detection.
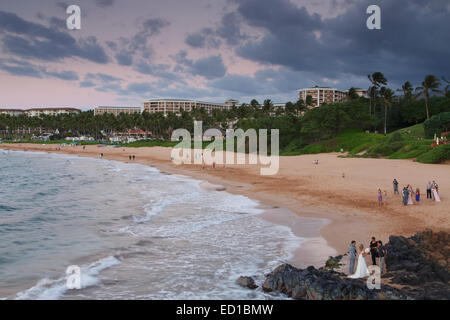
[
  {"xmin": 424, "ymin": 112, "xmax": 450, "ymax": 139},
  {"xmin": 416, "ymin": 144, "xmax": 450, "ymax": 164}
]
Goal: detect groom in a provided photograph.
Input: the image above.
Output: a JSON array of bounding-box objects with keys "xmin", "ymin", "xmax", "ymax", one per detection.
[
  {"xmin": 348, "ymin": 240, "xmax": 357, "ymax": 274},
  {"xmin": 370, "ymin": 237, "xmax": 378, "ymax": 266}
]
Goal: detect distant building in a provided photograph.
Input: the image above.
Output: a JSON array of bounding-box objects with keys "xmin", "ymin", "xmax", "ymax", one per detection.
[
  {"xmin": 1, "ymin": 108, "xmax": 80, "ymax": 117},
  {"xmin": 298, "ymin": 86, "xmax": 348, "ymax": 107},
  {"xmin": 0, "ymin": 109, "xmax": 25, "ymax": 116},
  {"xmin": 353, "ymin": 88, "xmax": 368, "ymax": 98},
  {"xmin": 143, "ymin": 99, "xmax": 232, "ymax": 115},
  {"xmin": 225, "ymin": 99, "xmax": 239, "ymax": 107},
  {"xmin": 26, "ymin": 108, "xmax": 81, "ymax": 117},
  {"xmin": 94, "ymin": 106, "xmax": 142, "ymax": 116}
]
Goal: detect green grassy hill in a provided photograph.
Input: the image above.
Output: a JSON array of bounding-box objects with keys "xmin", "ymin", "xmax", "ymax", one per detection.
[{"xmin": 281, "ymin": 123, "xmax": 449, "ymax": 164}]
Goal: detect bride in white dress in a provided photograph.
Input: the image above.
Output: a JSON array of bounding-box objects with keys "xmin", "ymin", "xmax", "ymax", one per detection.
[{"xmin": 348, "ymin": 244, "xmax": 370, "ymax": 279}]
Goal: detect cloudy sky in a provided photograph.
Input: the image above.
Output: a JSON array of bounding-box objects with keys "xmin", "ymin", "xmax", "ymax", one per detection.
[{"xmin": 0, "ymin": 0, "xmax": 449, "ymax": 109}]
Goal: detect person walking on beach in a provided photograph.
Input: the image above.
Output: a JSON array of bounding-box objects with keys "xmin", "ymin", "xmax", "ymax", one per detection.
[
  {"xmin": 377, "ymin": 189, "xmax": 383, "ymax": 207},
  {"xmin": 402, "ymin": 186, "xmax": 409, "ymax": 206},
  {"xmin": 370, "ymin": 237, "xmax": 378, "ymax": 266},
  {"xmin": 377, "ymin": 241, "xmax": 387, "ymax": 274},
  {"xmin": 426, "ymin": 181, "xmax": 432, "ymax": 199},
  {"xmin": 383, "ymin": 190, "xmax": 388, "ymax": 206},
  {"xmin": 349, "ymin": 240, "xmax": 357, "ymax": 274},
  {"xmin": 393, "ymin": 179, "xmax": 399, "ymax": 195}
]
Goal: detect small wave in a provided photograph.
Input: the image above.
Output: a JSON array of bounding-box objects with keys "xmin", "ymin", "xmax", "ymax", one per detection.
[
  {"xmin": 15, "ymin": 256, "xmax": 120, "ymax": 300},
  {"xmin": 0, "ymin": 205, "xmax": 16, "ymax": 212}
]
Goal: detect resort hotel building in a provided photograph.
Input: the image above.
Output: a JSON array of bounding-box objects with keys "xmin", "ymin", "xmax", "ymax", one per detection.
[
  {"xmin": 298, "ymin": 86, "xmax": 348, "ymax": 107},
  {"xmin": 0, "ymin": 108, "xmax": 81, "ymax": 117},
  {"xmin": 0, "ymin": 109, "xmax": 25, "ymax": 116},
  {"xmin": 94, "ymin": 106, "xmax": 142, "ymax": 116},
  {"xmin": 142, "ymin": 99, "xmax": 235, "ymax": 115}
]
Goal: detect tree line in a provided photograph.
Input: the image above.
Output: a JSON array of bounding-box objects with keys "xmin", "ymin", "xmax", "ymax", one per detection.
[{"xmin": 1, "ymin": 73, "xmax": 449, "ymax": 151}]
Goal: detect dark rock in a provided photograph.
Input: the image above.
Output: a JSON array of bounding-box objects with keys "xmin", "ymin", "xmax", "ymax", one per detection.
[
  {"xmin": 385, "ymin": 229, "xmax": 450, "ymax": 286},
  {"xmin": 236, "ymin": 276, "xmax": 258, "ymax": 289},
  {"xmin": 262, "ymin": 263, "xmax": 383, "ymax": 300},
  {"xmin": 261, "ymin": 230, "xmax": 450, "ymax": 300}
]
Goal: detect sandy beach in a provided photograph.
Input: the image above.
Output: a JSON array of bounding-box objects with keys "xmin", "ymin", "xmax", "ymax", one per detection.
[{"xmin": 2, "ymin": 143, "xmax": 449, "ymax": 263}]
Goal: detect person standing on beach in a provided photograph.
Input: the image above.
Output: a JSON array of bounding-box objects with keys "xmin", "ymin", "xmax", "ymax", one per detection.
[
  {"xmin": 426, "ymin": 181, "xmax": 432, "ymax": 199},
  {"xmin": 377, "ymin": 241, "xmax": 387, "ymax": 274},
  {"xmin": 402, "ymin": 187, "xmax": 409, "ymax": 205},
  {"xmin": 407, "ymin": 185, "xmax": 414, "ymax": 205},
  {"xmin": 415, "ymin": 188, "xmax": 420, "ymax": 204},
  {"xmin": 383, "ymin": 190, "xmax": 388, "ymax": 206},
  {"xmin": 370, "ymin": 237, "xmax": 378, "ymax": 266},
  {"xmin": 377, "ymin": 189, "xmax": 383, "ymax": 207},
  {"xmin": 349, "ymin": 241, "xmax": 357, "ymax": 274},
  {"xmin": 393, "ymin": 179, "xmax": 399, "ymax": 195}
]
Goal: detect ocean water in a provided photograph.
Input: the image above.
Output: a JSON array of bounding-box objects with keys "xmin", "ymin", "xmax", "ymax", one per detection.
[{"xmin": 0, "ymin": 149, "xmax": 302, "ymax": 300}]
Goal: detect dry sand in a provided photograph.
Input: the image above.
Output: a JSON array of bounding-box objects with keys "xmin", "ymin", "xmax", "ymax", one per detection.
[{"xmin": 2, "ymin": 143, "xmax": 449, "ymax": 266}]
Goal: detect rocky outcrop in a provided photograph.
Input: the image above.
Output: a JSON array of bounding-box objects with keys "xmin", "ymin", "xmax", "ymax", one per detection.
[
  {"xmin": 245, "ymin": 230, "xmax": 450, "ymax": 300},
  {"xmin": 261, "ymin": 264, "xmax": 408, "ymax": 300},
  {"xmin": 385, "ymin": 230, "xmax": 450, "ymax": 286},
  {"xmin": 236, "ymin": 276, "xmax": 258, "ymax": 289}
]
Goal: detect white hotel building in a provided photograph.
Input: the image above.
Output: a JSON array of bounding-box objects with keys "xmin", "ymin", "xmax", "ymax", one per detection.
[
  {"xmin": 94, "ymin": 106, "xmax": 142, "ymax": 116},
  {"xmin": 0, "ymin": 108, "xmax": 81, "ymax": 117},
  {"xmin": 298, "ymin": 86, "xmax": 348, "ymax": 107},
  {"xmin": 143, "ymin": 99, "xmax": 234, "ymax": 115}
]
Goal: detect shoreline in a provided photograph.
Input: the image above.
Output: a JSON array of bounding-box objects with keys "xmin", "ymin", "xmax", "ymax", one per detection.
[{"xmin": 1, "ymin": 143, "xmax": 449, "ymax": 263}]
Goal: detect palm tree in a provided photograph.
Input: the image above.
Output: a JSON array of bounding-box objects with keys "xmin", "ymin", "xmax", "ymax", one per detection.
[
  {"xmin": 379, "ymin": 87, "xmax": 394, "ymax": 135},
  {"xmin": 367, "ymin": 72, "xmax": 387, "ymax": 115},
  {"xmin": 415, "ymin": 75, "xmax": 442, "ymax": 119},
  {"xmin": 397, "ymin": 81, "xmax": 413, "ymax": 100},
  {"xmin": 348, "ymin": 87, "xmax": 359, "ymax": 100},
  {"xmin": 442, "ymin": 77, "xmax": 450, "ymax": 98},
  {"xmin": 262, "ymin": 99, "xmax": 273, "ymax": 115}
]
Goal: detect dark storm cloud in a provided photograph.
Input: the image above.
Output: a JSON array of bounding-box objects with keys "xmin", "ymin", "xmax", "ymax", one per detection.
[
  {"xmin": 115, "ymin": 51, "xmax": 133, "ymax": 66},
  {"xmin": 190, "ymin": 55, "xmax": 227, "ymax": 79},
  {"xmin": 174, "ymin": 51, "xmax": 227, "ymax": 79},
  {"xmin": 0, "ymin": 11, "xmax": 109, "ymax": 64},
  {"xmin": 0, "ymin": 58, "xmax": 79, "ymax": 81},
  {"xmin": 134, "ymin": 61, "xmax": 180, "ymax": 81},
  {"xmin": 216, "ymin": 12, "xmax": 248, "ymax": 46},
  {"xmin": 185, "ymin": 33, "xmax": 206, "ymax": 48},
  {"xmin": 231, "ymin": 0, "xmax": 450, "ymax": 86},
  {"xmin": 95, "ymin": 0, "xmax": 115, "ymax": 8},
  {"xmin": 184, "ymin": 12, "xmax": 246, "ymax": 49},
  {"xmin": 113, "ymin": 18, "xmax": 170, "ymax": 66}
]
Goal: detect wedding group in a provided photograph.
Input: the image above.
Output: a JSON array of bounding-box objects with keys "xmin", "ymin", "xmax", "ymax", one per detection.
[
  {"xmin": 389, "ymin": 179, "xmax": 441, "ymax": 205},
  {"xmin": 347, "ymin": 237, "xmax": 387, "ymax": 279}
]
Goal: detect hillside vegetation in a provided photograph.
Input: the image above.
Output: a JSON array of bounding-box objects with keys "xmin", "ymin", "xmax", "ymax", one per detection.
[{"xmin": 281, "ymin": 123, "xmax": 448, "ymax": 164}]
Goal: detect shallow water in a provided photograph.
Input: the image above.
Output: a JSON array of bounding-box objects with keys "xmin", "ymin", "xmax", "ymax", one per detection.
[{"xmin": 0, "ymin": 149, "xmax": 303, "ymax": 299}]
